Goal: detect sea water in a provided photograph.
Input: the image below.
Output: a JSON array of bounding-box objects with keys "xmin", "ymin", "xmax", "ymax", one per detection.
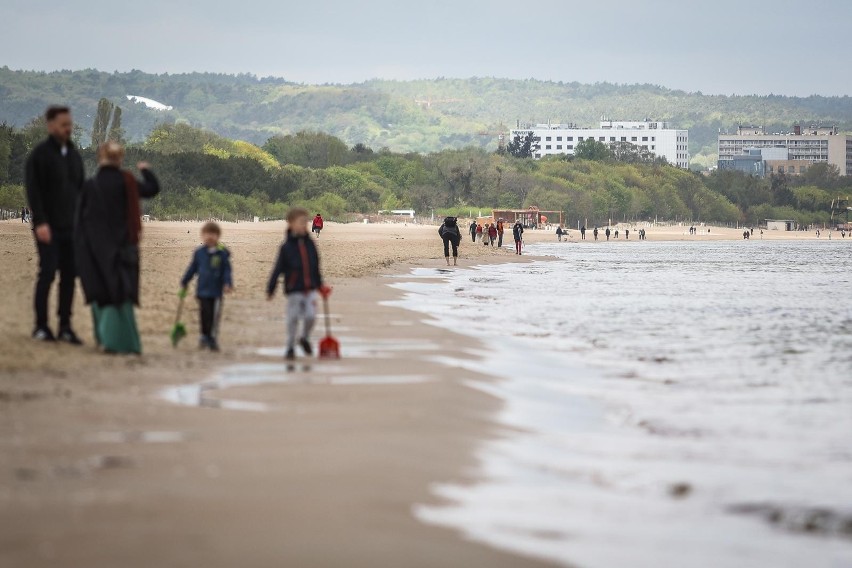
[{"xmin": 390, "ymin": 240, "xmax": 852, "ymax": 568}]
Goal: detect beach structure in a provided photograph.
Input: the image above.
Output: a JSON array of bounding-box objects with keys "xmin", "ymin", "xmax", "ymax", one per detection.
[
  {"xmin": 491, "ymin": 206, "xmax": 563, "ymax": 228},
  {"xmin": 379, "ymin": 209, "xmax": 415, "ymax": 219},
  {"xmin": 718, "ymin": 125, "xmax": 852, "ymax": 176},
  {"xmin": 765, "ymin": 219, "xmax": 797, "ymax": 231},
  {"xmin": 510, "ymin": 119, "xmax": 689, "ymax": 168}
]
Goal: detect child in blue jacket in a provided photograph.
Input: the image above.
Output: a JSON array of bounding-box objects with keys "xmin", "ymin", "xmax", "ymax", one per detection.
[{"xmin": 180, "ymin": 222, "xmax": 233, "ymax": 351}]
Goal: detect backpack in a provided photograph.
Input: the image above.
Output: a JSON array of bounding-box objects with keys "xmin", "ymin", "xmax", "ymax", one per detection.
[{"xmin": 443, "ymin": 217, "xmax": 457, "ymax": 228}]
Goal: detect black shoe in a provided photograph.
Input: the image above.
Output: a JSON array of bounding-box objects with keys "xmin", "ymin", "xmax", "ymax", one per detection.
[
  {"xmin": 199, "ymin": 336, "xmax": 211, "ymax": 350},
  {"xmin": 299, "ymin": 338, "xmax": 313, "ymax": 356},
  {"xmin": 285, "ymin": 348, "xmax": 296, "ymax": 361},
  {"xmin": 57, "ymin": 328, "xmax": 83, "ymax": 346},
  {"xmin": 209, "ymin": 338, "xmax": 220, "ymax": 352},
  {"xmin": 32, "ymin": 327, "xmax": 56, "ymax": 342}
]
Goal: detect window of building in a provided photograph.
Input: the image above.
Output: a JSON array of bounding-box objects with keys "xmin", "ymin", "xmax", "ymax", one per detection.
[
  {"xmin": 778, "ymin": 166, "xmax": 785, "ymax": 173},
  {"xmin": 631, "ymin": 137, "xmax": 637, "ymax": 142},
  {"xmin": 610, "ymin": 137, "xmax": 616, "ymax": 142},
  {"xmin": 651, "ymin": 146, "xmax": 655, "ymax": 150},
  {"xmin": 556, "ymin": 145, "xmax": 562, "ymax": 150},
  {"xmin": 599, "ymin": 137, "xmax": 605, "ymax": 142},
  {"xmin": 642, "ymin": 137, "xmax": 648, "ymax": 142},
  {"xmin": 566, "ymin": 136, "xmax": 573, "ymax": 141},
  {"xmin": 621, "ymin": 137, "xmax": 627, "ymax": 142},
  {"xmin": 546, "ymin": 136, "xmax": 552, "ymax": 141},
  {"xmin": 535, "ymin": 153, "xmax": 541, "ymax": 158},
  {"xmin": 652, "ymin": 137, "xmax": 656, "ymax": 142},
  {"xmin": 556, "ymin": 136, "xmax": 562, "ymax": 141},
  {"xmin": 545, "ymin": 145, "xmax": 552, "ymax": 150},
  {"xmin": 566, "ymin": 145, "xmax": 573, "ymax": 150},
  {"xmin": 578, "ymin": 137, "xmax": 584, "ymax": 142}
]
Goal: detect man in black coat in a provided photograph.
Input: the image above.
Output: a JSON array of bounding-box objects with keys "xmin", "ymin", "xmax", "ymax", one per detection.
[{"xmin": 25, "ymin": 106, "xmax": 85, "ymax": 343}]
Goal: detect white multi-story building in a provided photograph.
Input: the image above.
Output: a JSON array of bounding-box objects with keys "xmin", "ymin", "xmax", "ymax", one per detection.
[{"xmin": 510, "ymin": 120, "xmax": 690, "ymax": 168}]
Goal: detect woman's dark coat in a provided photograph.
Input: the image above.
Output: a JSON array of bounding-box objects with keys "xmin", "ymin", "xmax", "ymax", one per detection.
[{"xmin": 75, "ymin": 166, "xmax": 160, "ymax": 306}]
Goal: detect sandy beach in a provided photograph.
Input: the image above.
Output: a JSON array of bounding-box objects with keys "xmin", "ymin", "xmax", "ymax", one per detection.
[{"xmin": 0, "ymin": 219, "xmax": 819, "ymax": 567}]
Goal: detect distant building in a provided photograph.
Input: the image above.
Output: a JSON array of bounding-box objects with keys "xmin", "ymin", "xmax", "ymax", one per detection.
[
  {"xmin": 766, "ymin": 219, "xmax": 797, "ymax": 231},
  {"xmin": 510, "ymin": 120, "xmax": 690, "ymax": 168},
  {"xmin": 718, "ymin": 125, "xmax": 852, "ymax": 176}
]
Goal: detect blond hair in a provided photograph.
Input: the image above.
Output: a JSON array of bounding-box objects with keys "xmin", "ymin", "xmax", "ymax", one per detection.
[
  {"xmin": 98, "ymin": 141, "xmax": 125, "ymax": 167},
  {"xmin": 286, "ymin": 207, "xmax": 310, "ymax": 223}
]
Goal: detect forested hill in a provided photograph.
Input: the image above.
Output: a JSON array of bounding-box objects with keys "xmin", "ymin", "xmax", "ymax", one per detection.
[{"xmin": 2, "ymin": 67, "xmax": 852, "ymax": 167}]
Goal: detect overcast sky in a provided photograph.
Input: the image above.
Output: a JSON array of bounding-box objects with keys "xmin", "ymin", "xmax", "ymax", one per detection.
[{"xmin": 2, "ymin": 0, "xmax": 850, "ymax": 96}]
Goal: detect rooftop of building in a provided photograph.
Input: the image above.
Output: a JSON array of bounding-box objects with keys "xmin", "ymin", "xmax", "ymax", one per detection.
[{"xmin": 514, "ymin": 119, "xmax": 681, "ymax": 131}]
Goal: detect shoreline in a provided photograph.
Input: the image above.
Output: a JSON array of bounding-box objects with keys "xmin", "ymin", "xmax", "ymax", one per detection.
[{"xmin": 0, "ymin": 220, "xmax": 554, "ymax": 567}]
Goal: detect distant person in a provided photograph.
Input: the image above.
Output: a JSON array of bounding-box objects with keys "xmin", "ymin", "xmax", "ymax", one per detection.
[
  {"xmin": 21, "ymin": 207, "xmax": 26, "ymax": 223},
  {"xmin": 76, "ymin": 142, "xmax": 160, "ymax": 354},
  {"xmin": 488, "ymin": 223, "xmax": 498, "ymax": 246},
  {"xmin": 25, "ymin": 105, "xmax": 85, "ymax": 343},
  {"xmin": 614, "ymin": 229, "xmax": 619, "ymax": 239},
  {"xmin": 469, "ymin": 220, "xmax": 477, "ymax": 243},
  {"xmin": 439, "ymin": 216, "xmax": 462, "ymax": 265},
  {"xmin": 556, "ymin": 225, "xmax": 563, "ymax": 242},
  {"xmin": 743, "ymin": 230, "xmax": 749, "ymax": 240},
  {"xmin": 180, "ymin": 221, "xmax": 233, "ymax": 352},
  {"xmin": 476, "ymin": 223, "xmax": 483, "ymax": 243},
  {"xmin": 312, "ymin": 213, "xmax": 324, "ymax": 238},
  {"xmin": 513, "ymin": 220, "xmax": 524, "ymax": 255},
  {"xmin": 593, "ymin": 227, "xmax": 599, "ymax": 241},
  {"xmin": 605, "ymin": 228, "xmax": 611, "ymax": 241},
  {"xmin": 750, "ymin": 228, "xmax": 754, "ymax": 237},
  {"xmin": 497, "ymin": 219, "xmax": 505, "ymax": 247},
  {"xmin": 267, "ymin": 207, "xmax": 331, "ymax": 361},
  {"xmin": 580, "ymin": 225, "xmax": 586, "ymax": 240},
  {"xmin": 625, "ymin": 228, "xmax": 630, "ymax": 240}
]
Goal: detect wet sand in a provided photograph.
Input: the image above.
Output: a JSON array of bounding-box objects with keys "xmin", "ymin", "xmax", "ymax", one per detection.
[
  {"xmin": 0, "ymin": 220, "xmax": 557, "ymax": 568},
  {"xmin": 0, "ymin": 220, "xmax": 816, "ymax": 567}
]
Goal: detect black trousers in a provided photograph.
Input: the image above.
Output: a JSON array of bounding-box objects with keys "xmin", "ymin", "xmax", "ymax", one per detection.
[
  {"xmin": 199, "ymin": 297, "xmax": 221, "ymax": 338},
  {"xmin": 34, "ymin": 232, "xmax": 75, "ymax": 330},
  {"xmin": 498, "ymin": 233, "xmax": 503, "ymax": 247},
  {"xmin": 442, "ymin": 237, "xmax": 459, "ymax": 257}
]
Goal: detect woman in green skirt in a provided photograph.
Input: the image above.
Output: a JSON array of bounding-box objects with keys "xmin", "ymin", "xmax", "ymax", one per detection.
[{"xmin": 75, "ymin": 142, "xmax": 160, "ymax": 353}]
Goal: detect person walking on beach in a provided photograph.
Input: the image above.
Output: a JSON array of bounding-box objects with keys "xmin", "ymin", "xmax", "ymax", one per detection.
[
  {"xmin": 625, "ymin": 228, "xmax": 630, "ymax": 240},
  {"xmin": 25, "ymin": 105, "xmax": 85, "ymax": 343},
  {"xmin": 488, "ymin": 223, "xmax": 498, "ymax": 247},
  {"xmin": 469, "ymin": 220, "xmax": 477, "ymax": 243},
  {"xmin": 21, "ymin": 207, "xmax": 26, "ymax": 223},
  {"xmin": 481, "ymin": 223, "xmax": 490, "ymax": 246},
  {"xmin": 180, "ymin": 222, "xmax": 233, "ymax": 352},
  {"xmin": 438, "ymin": 216, "xmax": 462, "ymax": 266},
  {"xmin": 311, "ymin": 213, "xmax": 324, "ymax": 238},
  {"xmin": 497, "ymin": 219, "xmax": 505, "ymax": 247},
  {"xmin": 614, "ymin": 229, "xmax": 619, "ymax": 239},
  {"xmin": 476, "ymin": 223, "xmax": 483, "ymax": 243},
  {"xmin": 556, "ymin": 226, "xmax": 563, "ymax": 242},
  {"xmin": 267, "ymin": 207, "xmax": 331, "ymax": 361},
  {"xmin": 512, "ymin": 220, "xmax": 524, "ymax": 255},
  {"xmin": 580, "ymin": 225, "xmax": 586, "ymax": 240},
  {"xmin": 76, "ymin": 142, "xmax": 160, "ymax": 354},
  {"xmin": 605, "ymin": 228, "xmax": 611, "ymax": 241}
]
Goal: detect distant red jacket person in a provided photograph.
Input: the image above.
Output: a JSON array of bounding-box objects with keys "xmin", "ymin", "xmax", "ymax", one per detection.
[{"xmin": 312, "ymin": 214, "xmax": 324, "ymax": 237}]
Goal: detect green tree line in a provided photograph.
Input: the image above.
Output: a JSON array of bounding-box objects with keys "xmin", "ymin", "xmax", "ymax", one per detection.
[{"xmin": 1, "ymin": 114, "xmax": 849, "ymax": 227}]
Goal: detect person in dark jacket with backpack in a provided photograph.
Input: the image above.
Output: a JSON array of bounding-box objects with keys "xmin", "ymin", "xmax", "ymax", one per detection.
[
  {"xmin": 25, "ymin": 105, "xmax": 85, "ymax": 344},
  {"xmin": 439, "ymin": 216, "xmax": 462, "ymax": 265},
  {"xmin": 513, "ymin": 221, "xmax": 524, "ymax": 255},
  {"xmin": 267, "ymin": 207, "xmax": 331, "ymax": 361},
  {"xmin": 469, "ymin": 220, "xmax": 477, "ymax": 243},
  {"xmin": 180, "ymin": 222, "xmax": 233, "ymax": 351}
]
